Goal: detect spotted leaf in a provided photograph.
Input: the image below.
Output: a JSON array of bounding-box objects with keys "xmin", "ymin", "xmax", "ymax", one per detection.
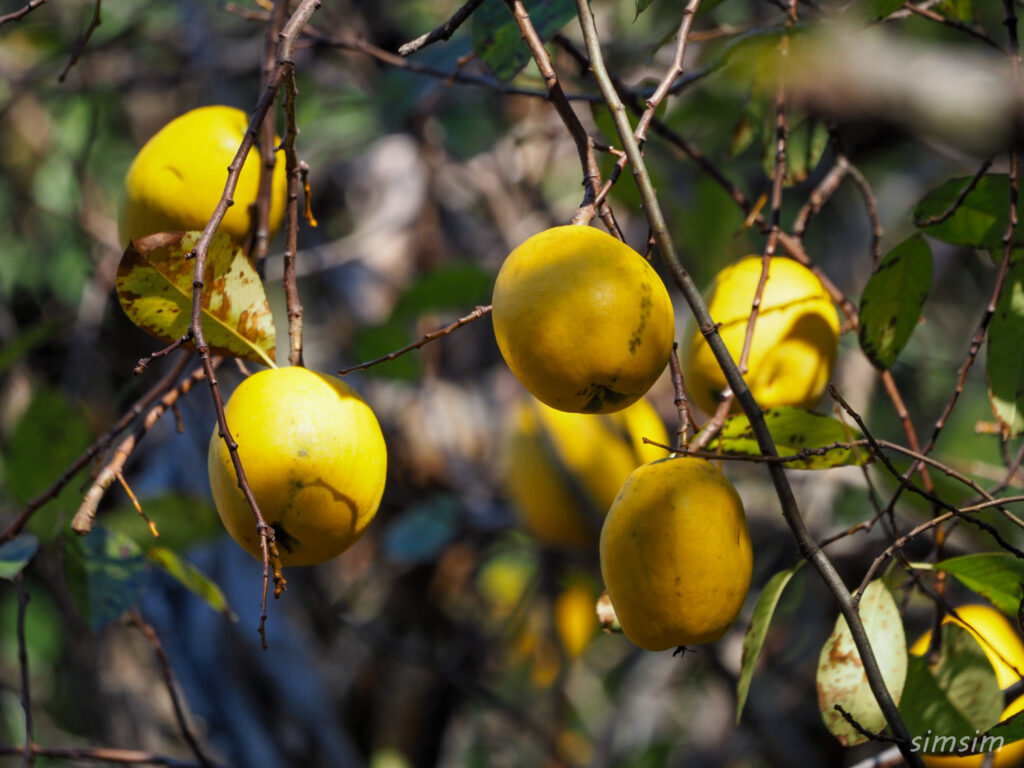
[
  {"xmin": 817, "ymin": 580, "xmax": 907, "ymax": 746},
  {"xmin": 116, "ymin": 231, "xmax": 275, "ymax": 367}
]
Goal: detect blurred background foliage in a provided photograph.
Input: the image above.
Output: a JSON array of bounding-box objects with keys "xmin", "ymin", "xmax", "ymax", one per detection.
[{"xmin": 0, "ymin": 0, "xmax": 1022, "ymax": 766}]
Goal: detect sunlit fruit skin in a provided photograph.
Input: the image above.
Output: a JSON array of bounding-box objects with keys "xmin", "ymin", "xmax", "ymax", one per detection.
[
  {"xmin": 207, "ymin": 366, "xmax": 387, "ymax": 566},
  {"xmin": 920, "ymin": 693, "xmax": 1024, "ymax": 767},
  {"xmin": 492, "ymin": 226, "xmax": 675, "ymax": 414},
  {"xmin": 118, "ymin": 106, "xmax": 287, "ymax": 248},
  {"xmin": 599, "ymin": 456, "xmax": 752, "ymax": 651},
  {"xmin": 910, "ymin": 604, "xmax": 1024, "ymax": 689},
  {"xmin": 681, "ymin": 256, "xmax": 839, "ymax": 415},
  {"xmin": 501, "ymin": 395, "xmax": 668, "ymax": 547}
]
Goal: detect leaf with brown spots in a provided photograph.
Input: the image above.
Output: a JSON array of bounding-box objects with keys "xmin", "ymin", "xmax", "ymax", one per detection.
[
  {"xmin": 704, "ymin": 407, "xmax": 868, "ymax": 469},
  {"xmin": 116, "ymin": 231, "xmax": 276, "ymax": 367},
  {"xmin": 816, "ymin": 580, "xmax": 907, "ymax": 746}
]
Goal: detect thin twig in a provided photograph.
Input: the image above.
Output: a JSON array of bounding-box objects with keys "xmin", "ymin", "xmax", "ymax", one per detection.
[
  {"xmin": 792, "ymin": 156, "xmax": 849, "ymax": 240},
  {"xmin": 573, "ymin": 3, "xmax": 921, "ymax": 763},
  {"xmin": 129, "ymin": 611, "xmax": 214, "ymax": 768},
  {"xmin": 880, "ymin": 370, "xmax": 935, "ymax": 493},
  {"xmin": 114, "ymin": 472, "xmax": 158, "ymax": 538},
  {"xmin": 134, "ymin": 334, "xmax": 191, "ymax": 376},
  {"xmin": 689, "ymin": 394, "xmax": 734, "ymax": 449},
  {"xmin": 17, "ymin": 574, "xmax": 32, "ymax": 768},
  {"xmin": 903, "ymin": 3, "xmax": 1004, "ymax": 51},
  {"xmin": 845, "ymin": 161, "xmax": 885, "ymax": 267},
  {"xmin": 991, "ymin": 441, "xmax": 1024, "ymax": 495},
  {"xmin": 857, "ymin": 512, "xmax": 954, "ymax": 599},
  {"xmin": 913, "ymin": 157, "xmax": 995, "ymax": 227},
  {"xmin": 594, "ymin": 0, "xmax": 702, "ymax": 209},
  {"xmin": 71, "ymin": 363, "xmax": 212, "ymax": 534},
  {"xmin": 501, "ymin": 0, "xmax": 603, "ymax": 226},
  {"xmin": 252, "ymin": 0, "xmax": 289, "ymax": 264},
  {"xmin": 0, "ymin": 0, "xmax": 46, "ymax": 29},
  {"xmin": 298, "ymin": 161, "xmax": 317, "ymax": 226},
  {"xmin": 960, "ymin": 494, "xmax": 1024, "ymax": 514},
  {"xmin": 339, "ymin": 305, "xmax": 491, "ymax": 375},
  {"xmin": 398, "ymin": 0, "xmax": 486, "ymax": 56},
  {"xmin": 281, "ymin": 63, "xmax": 305, "ymax": 367},
  {"xmin": 834, "ymin": 704, "xmax": 899, "ymax": 744},
  {"xmin": 57, "ymin": 0, "xmax": 101, "ymax": 83},
  {"xmin": 737, "ymin": 22, "xmax": 790, "ymax": 378},
  {"xmin": 668, "ymin": 343, "xmax": 692, "ymax": 449},
  {"xmin": 0, "ymin": 354, "xmax": 192, "ymax": 544},
  {"xmin": 830, "ymin": 387, "xmax": 1024, "ymax": 588}
]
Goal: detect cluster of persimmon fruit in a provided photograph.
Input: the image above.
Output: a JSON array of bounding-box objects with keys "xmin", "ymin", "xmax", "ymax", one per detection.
[{"xmin": 118, "ymin": 106, "xmax": 842, "ymax": 654}]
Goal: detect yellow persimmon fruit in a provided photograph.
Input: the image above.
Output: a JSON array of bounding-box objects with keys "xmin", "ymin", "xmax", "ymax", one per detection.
[
  {"xmin": 118, "ymin": 105, "xmax": 287, "ymax": 248},
  {"xmin": 681, "ymin": 255, "xmax": 839, "ymax": 415},
  {"xmin": 207, "ymin": 366, "xmax": 387, "ymax": 566},
  {"xmin": 910, "ymin": 604, "xmax": 1024, "ymax": 689},
  {"xmin": 492, "ymin": 226, "xmax": 675, "ymax": 414},
  {"xmin": 501, "ymin": 394, "xmax": 668, "ymax": 548},
  {"xmin": 555, "ymin": 581, "xmax": 599, "ymax": 658},
  {"xmin": 921, "ymin": 693, "xmax": 1024, "ymax": 767},
  {"xmin": 599, "ymin": 456, "xmax": 752, "ymax": 651}
]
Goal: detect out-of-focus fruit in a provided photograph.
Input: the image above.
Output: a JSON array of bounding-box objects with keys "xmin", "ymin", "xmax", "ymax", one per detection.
[{"xmin": 501, "ymin": 395, "xmax": 668, "ymax": 547}]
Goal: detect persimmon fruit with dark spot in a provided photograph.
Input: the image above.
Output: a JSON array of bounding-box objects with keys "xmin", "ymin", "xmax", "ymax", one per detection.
[
  {"xmin": 491, "ymin": 226, "xmax": 675, "ymax": 414},
  {"xmin": 207, "ymin": 366, "xmax": 387, "ymax": 566}
]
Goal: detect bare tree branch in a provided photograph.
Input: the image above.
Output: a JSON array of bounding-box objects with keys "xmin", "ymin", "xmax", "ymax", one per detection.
[{"xmin": 398, "ymin": 0, "xmax": 486, "ymax": 56}]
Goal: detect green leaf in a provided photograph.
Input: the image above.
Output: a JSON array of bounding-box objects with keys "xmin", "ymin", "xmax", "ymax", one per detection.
[
  {"xmin": 817, "ymin": 580, "xmax": 908, "ymax": 746},
  {"xmin": 64, "ymin": 526, "xmax": 150, "ymax": 632},
  {"xmin": 715, "ymin": 29, "xmax": 788, "ymax": 93},
  {"xmin": 737, "ymin": 563, "xmax": 801, "ymax": 722},
  {"xmin": 4, "ymin": 387, "xmax": 92, "ymax": 540},
  {"xmin": 703, "ymin": 407, "xmax": 868, "ymax": 469},
  {"xmin": 863, "ymin": 0, "xmax": 909, "ymax": 20},
  {"xmin": 988, "ymin": 258, "xmax": 1024, "ymax": 438},
  {"xmin": 901, "ymin": 624, "xmax": 1003, "ymax": 748},
  {"xmin": 472, "ymin": 0, "xmax": 576, "ymax": 82},
  {"xmin": 635, "ymin": 0, "xmax": 656, "ymax": 18},
  {"xmin": 914, "ymin": 174, "xmax": 1024, "ymax": 251},
  {"xmin": 938, "ymin": 0, "xmax": 973, "ymax": 23},
  {"xmin": 858, "ymin": 234, "xmax": 933, "ymax": 369},
  {"xmin": 695, "ymin": 0, "xmax": 730, "ymax": 19},
  {"xmin": 0, "ymin": 534, "xmax": 39, "ymax": 580},
  {"xmin": 383, "ymin": 495, "xmax": 460, "ymax": 565},
  {"xmin": 116, "ymin": 231, "xmax": 276, "ymax": 367},
  {"xmin": 986, "ymin": 708, "xmax": 1024, "ymax": 750},
  {"xmin": 762, "ymin": 115, "xmax": 828, "ymax": 187},
  {"xmin": 933, "ymin": 553, "xmax": 1024, "ymax": 618},
  {"xmin": 392, "ymin": 263, "xmax": 493, "ymax": 320},
  {"xmin": 147, "ymin": 547, "xmax": 236, "ymax": 621}
]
